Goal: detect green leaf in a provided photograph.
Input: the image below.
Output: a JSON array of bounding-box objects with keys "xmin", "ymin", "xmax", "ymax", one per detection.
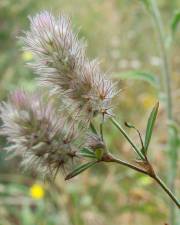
[
  {"xmin": 112, "ymin": 71, "xmax": 159, "ymax": 87},
  {"xmin": 90, "ymin": 122, "xmax": 98, "ymax": 134},
  {"xmin": 79, "ymin": 147, "xmax": 96, "ymax": 158},
  {"xmin": 80, "ymin": 147, "xmax": 95, "ymax": 154},
  {"xmin": 171, "ymin": 10, "xmax": 180, "ymax": 35},
  {"xmin": 79, "ymin": 152, "xmax": 97, "ymax": 159},
  {"xmin": 144, "ymin": 102, "xmax": 159, "ymax": 154},
  {"xmin": 65, "ymin": 161, "xmax": 97, "ymax": 180}
]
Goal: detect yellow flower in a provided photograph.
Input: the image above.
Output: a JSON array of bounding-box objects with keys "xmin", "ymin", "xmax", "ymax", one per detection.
[
  {"xmin": 141, "ymin": 94, "xmax": 156, "ymax": 109},
  {"xmin": 29, "ymin": 183, "xmax": 45, "ymax": 200},
  {"xmin": 22, "ymin": 51, "xmax": 33, "ymax": 61}
]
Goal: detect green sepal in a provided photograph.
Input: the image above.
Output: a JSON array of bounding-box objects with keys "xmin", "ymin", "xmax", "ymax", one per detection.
[{"xmin": 95, "ymin": 148, "xmax": 104, "ymax": 160}]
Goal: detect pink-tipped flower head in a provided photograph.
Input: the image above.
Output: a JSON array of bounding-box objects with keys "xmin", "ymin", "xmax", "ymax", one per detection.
[
  {"xmin": 10, "ymin": 90, "xmax": 28, "ymax": 109},
  {"xmin": 21, "ymin": 11, "xmax": 117, "ymax": 122}
]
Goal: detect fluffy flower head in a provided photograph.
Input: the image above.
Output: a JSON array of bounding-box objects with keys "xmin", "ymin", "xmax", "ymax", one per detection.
[
  {"xmin": 0, "ymin": 90, "xmax": 79, "ymax": 178},
  {"xmin": 21, "ymin": 11, "xmax": 116, "ymax": 121}
]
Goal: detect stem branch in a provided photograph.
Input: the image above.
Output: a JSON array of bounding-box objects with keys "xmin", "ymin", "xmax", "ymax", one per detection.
[
  {"xmin": 104, "ymin": 153, "xmax": 148, "ymax": 175},
  {"xmin": 103, "ymin": 153, "xmax": 180, "ymax": 209},
  {"xmin": 110, "ymin": 117, "xmax": 145, "ymax": 160}
]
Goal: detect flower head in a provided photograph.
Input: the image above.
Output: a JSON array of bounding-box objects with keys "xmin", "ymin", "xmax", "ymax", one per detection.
[
  {"xmin": 85, "ymin": 132, "xmax": 105, "ymax": 150},
  {"xmin": 21, "ymin": 11, "xmax": 116, "ymax": 122},
  {"xmin": 0, "ymin": 90, "xmax": 79, "ymax": 178}
]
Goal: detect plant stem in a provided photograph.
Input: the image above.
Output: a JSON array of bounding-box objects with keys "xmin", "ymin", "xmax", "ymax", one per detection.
[
  {"xmin": 153, "ymin": 174, "xmax": 180, "ymax": 209},
  {"xmin": 100, "ymin": 116, "xmax": 104, "ymax": 141},
  {"xmin": 150, "ymin": 0, "xmax": 172, "ymax": 119},
  {"xmin": 110, "ymin": 117, "xmax": 145, "ymax": 160},
  {"xmin": 109, "ymin": 115, "xmax": 180, "ymax": 208},
  {"xmin": 104, "ymin": 153, "xmax": 180, "ymax": 209},
  {"xmin": 149, "ymin": 1, "xmax": 178, "ymax": 223},
  {"xmin": 105, "ymin": 154, "xmax": 149, "ymax": 175},
  {"xmin": 100, "ymin": 122, "xmax": 103, "ymax": 140}
]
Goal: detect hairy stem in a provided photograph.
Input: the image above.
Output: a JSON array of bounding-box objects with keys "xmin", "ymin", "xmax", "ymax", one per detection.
[{"xmin": 103, "ymin": 153, "xmax": 180, "ymax": 209}]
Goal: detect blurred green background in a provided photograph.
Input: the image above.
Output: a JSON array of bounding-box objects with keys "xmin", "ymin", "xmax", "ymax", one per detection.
[{"xmin": 0, "ymin": 0, "xmax": 179, "ymax": 224}]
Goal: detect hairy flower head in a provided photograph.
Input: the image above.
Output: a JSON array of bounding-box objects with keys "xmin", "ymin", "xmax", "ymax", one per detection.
[
  {"xmin": 85, "ymin": 132, "xmax": 105, "ymax": 150},
  {"xmin": 21, "ymin": 11, "xmax": 116, "ymax": 121},
  {"xmin": 0, "ymin": 90, "xmax": 79, "ymax": 178}
]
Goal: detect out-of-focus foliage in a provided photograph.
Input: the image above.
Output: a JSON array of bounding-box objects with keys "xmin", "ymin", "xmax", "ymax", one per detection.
[
  {"xmin": 0, "ymin": 0, "xmax": 179, "ymax": 225},
  {"xmin": 171, "ymin": 10, "xmax": 180, "ymax": 35}
]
